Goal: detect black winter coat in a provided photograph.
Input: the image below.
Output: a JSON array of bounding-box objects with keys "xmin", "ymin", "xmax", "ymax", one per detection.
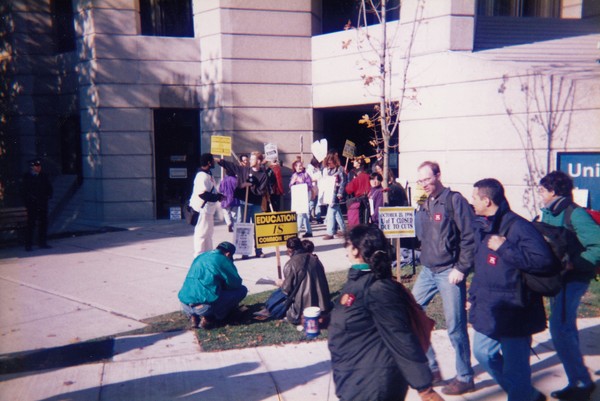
[
  {"xmin": 21, "ymin": 172, "xmax": 53, "ymax": 210},
  {"xmin": 328, "ymin": 268, "xmax": 432, "ymax": 401},
  {"xmin": 469, "ymin": 206, "xmax": 554, "ymax": 338}
]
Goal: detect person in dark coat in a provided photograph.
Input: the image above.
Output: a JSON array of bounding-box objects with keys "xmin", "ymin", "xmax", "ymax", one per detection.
[
  {"xmin": 469, "ymin": 178, "xmax": 554, "ymax": 401},
  {"xmin": 215, "ymin": 152, "xmax": 269, "ymax": 258},
  {"xmin": 328, "ymin": 224, "xmax": 444, "ymax": 401},
  {"xmin": 21, "ymin": 159, "xmax": 53, "ymax": 251}
]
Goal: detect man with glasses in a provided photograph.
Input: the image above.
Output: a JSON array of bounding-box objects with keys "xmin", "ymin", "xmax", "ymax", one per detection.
[{"xmin": 412, "ymin": 161, "xmax": 475, "ymax": 395}]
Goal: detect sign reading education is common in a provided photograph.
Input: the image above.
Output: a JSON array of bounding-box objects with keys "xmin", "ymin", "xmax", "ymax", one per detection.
[
  {"xmin": 378, "ymin": 207, "xmax": 416, "ymax": 238},
  {"xmin": 254, "ymin": 211, "xmax": 298, "ymax": 248}
]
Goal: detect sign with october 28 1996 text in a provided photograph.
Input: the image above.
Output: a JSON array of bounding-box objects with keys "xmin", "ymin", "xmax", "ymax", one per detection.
[{"xmin": 378, "ymin": 207, "xmax": 416, "ymax": 238}]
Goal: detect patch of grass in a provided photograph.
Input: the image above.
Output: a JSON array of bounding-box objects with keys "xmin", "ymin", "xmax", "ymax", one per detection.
[{"xmin": 119, "ymin": 269, "xmax": 600, "ymax": 352}]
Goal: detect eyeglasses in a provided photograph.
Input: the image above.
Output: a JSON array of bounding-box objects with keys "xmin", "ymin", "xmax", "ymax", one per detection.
[{"xmin": 417, "ymin": 176, "xmax": 436, "ymax": 186}]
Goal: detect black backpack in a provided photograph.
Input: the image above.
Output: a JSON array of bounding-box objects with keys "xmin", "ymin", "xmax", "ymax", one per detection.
[
  {"xmin": 500, "ymin": 212, "xmax": 573, "ymax": 297},
  {"xmin": 518, "ymin": 205, "xmax": 585, "ymax": 296}
]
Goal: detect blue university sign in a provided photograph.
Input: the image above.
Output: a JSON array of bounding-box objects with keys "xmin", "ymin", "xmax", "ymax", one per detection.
[{"xmin": 557, "ymin": 152, "xmax": 600, "ymax": 210}]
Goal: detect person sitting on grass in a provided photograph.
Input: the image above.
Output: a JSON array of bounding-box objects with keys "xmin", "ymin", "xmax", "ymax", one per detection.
[
  {"xmin": 178, "ymin": 242, "xmax": 247, "ymax": 329},
  {"xmin": 258, "ymin": 238, "xmax": 332, "ymax": 324}
]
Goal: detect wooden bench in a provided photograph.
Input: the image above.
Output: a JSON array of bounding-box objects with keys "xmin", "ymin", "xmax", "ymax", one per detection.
[{"xmin": 0, "ymin": 207, "xmax": 28, "ymax": 242}]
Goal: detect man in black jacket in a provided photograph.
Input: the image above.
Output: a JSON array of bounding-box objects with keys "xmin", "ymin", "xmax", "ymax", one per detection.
[
  {"xmin": 21, "ymin": 159, "xmax": 53, "ymax": 251},
  {"xmin": 469, "ymin": 178, "xmax": 553, "ymax": 401},
  {"xmin": 216, "ymin": 152, "xmax": 269, "ymax": 258},
  {"xmin": 412, "ymin": 161, "xmax": 475, "ymax": 395}
]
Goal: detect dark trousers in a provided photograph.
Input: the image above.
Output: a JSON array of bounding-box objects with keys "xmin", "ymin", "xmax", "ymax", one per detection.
[{"xmin": 25, "ymin": 207, "xmax": 48, "ymax": 247}]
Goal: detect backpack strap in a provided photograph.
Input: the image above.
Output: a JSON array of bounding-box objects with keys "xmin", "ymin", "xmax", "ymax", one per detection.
[{"xmin": 563, "ymin": 203, "xmax": 576, "ymax": 232}]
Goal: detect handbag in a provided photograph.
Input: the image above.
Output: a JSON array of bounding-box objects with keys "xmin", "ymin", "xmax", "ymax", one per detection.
[
  {"xmin": 265, "ymin": 288, "xmax": 289, "ymax": 319},
  {"xmin": 183, "ymin": 203, "xmax": 199, "ymax": 226}
]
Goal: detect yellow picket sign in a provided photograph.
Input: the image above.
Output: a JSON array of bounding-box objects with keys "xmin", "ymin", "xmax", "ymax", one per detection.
[
  {"xmin": 210, "ymin": 135, "xmax": 232, "ymax": 156},
  {"xmin": 254, "ymin": 211, "xmax": 298, "ymax": 248}
]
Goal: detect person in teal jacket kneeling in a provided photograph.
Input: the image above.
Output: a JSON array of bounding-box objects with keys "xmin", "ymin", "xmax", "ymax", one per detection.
[
  {"xmin": 178, "ymin": 242, "xmax": 248, "ymax": 329},
  {"xmin": 539, "ymin": 171, "xmax": 599, "ymax": 401}
]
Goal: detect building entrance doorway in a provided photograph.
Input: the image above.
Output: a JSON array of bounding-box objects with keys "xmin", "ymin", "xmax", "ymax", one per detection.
[
  {"xmin": 317, "ymin": 107, "xmax": 397, "ymax": 169},
  {"xmin": 153, "ymin": 109, "xmax": 200, "ymax": 219}
]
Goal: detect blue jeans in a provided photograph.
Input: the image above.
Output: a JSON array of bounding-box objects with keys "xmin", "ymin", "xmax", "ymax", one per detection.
[
  {"xmin": 411, "ymin": 267, "xmax": 473, "ymax": 382},
  {"xmin": 473, "ymin": 331, "xmax": 541, "ymax": 401},
  {"xmin": 181, "ymin": 285, "xmax": 248, "ymax": 321},
  {"xmin": 549, "ymin": 280, "xmax": 592, "ymax": 387},
  {"xmin": 297, "ymin": 213, "xmax": 312, "ymax": 234},
  {"xmin": 326, "ymin": 203, "xmax": 345, "ymax": 236},
  {"xmin": 309, "ymin": 199, "xmax": 321, "ymax": 221}
]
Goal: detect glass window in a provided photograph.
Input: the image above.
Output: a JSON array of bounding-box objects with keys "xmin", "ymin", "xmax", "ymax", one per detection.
[
  {"xmin": 140, "ymin": 0, "xmax": 194, "ymax": 37},
  {"xmin": 321, "ymin": 0, "xmax": 400, "ymax": 35},
  {"xmin": 52, "ymin": 0, "xmax": 76, "ymax": 53}
]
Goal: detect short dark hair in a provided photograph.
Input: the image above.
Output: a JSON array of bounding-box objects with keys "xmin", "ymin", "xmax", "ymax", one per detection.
[
  {"xmin": 418, "ymin": 161, "xmax": 440, "ymax": 176},
  {"xmin": 370, "ymin": 172, "xmax": 383, "ymax": 181},
  {"xmin": 473, "ymin": 178, "xmax": 506, "ymax": 206},
  {"xmin": 200, "ymin": 153, "xmax": 214, "ymax": 167},
  {"xmin": 286, "ymin": 237, "xmax": 303, "ymax": 251},
  {"xmin": 540, "ymin": 171, "xmax": 573, "ymax": 198}
]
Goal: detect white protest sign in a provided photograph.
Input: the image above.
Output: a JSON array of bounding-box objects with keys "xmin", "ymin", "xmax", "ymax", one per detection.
[
  {"xmin": 311, "ymin": 139, "xmax": 328, "ymax": 162},
  {"xmin": 264, "ymin": 143, "xmax": 278, "ymax": 163},
  {"xmin": 291, "ymin": 183, "xmax": 309, "ymax": 214},
  {"xmin": 378, "ymin": 207, "xmax": 416, "ymax": 238},
  {"xmin": 234, "ymin": 223, "xmax": 255, "ymax": 256}
]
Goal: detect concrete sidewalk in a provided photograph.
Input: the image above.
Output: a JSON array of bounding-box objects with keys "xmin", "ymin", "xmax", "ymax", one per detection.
[{"xmin": 0, "ymin": 220, "xmax": 599, "ymax": 400}]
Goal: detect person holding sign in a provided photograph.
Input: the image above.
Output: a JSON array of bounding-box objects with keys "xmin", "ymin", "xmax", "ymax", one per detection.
[
  {"xmin": 290, "ymin": 159, "xmax": 313, "ymax": 238},
  {"xmin": 322, "ymin": 151, "xmax": 347, "ymax": 240},
  {"xmin": 216, "ymin": 152, "xmax": 269, "ymax": 258}
]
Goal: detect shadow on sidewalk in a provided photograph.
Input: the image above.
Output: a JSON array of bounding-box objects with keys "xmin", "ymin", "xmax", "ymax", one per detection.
[
  {"xmin": 0, "ymin": 331, "xmax": 183, "ymax": 376},
  {"xmin": 35, "ymin": 360, "xmax": 330, "ymax": 401}
]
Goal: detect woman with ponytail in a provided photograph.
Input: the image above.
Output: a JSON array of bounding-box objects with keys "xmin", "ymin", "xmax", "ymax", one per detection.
[{"xmin": 328, "ymin": 225, "xmax": 443, "ymax": 401}]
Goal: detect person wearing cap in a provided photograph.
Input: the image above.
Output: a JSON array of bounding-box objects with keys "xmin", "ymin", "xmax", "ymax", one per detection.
[
  {"xmin": 178, "ymin": 242, "xmax": 247, "ymax": 329},
  {"xmin": 21, "ymin": 158, "xmax": 53, "ymax": 251}
]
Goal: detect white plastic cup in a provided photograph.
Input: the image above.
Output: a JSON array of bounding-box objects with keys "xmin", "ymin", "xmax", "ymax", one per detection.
[{"xmin": 303, "ymin": 307, "xmax": 321, "ymax": 339}]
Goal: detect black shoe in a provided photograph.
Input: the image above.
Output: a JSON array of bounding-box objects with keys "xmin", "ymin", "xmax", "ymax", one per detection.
[
  {"xmin": 228, "ymin": 225, "xmax": 233, "ymax": 232},
  {"xmin": 551, "ymin": 383, "xmax": 596, "ymax": 400},
  {"xmin": 316, "ymin": 219, "xmax": 323, "ymax": 224},
  {"xmin": 241, "ymin": 255, "xmax": 250, "ymax": 260},
  {"xmin": 302, "ymin": 232, "xmax": 313, "ymax": 238},
  {"xmin": 441, "ymin": 378, "xmax": 474, "ymax": 395}
]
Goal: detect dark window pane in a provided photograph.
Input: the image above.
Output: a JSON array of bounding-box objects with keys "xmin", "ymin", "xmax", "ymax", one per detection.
[
  {"xmin": 140, "ymin": 0, "xmax": 194, "ymax": 37},
  {"xmin": 321, "ymin": 0, "xmax": 400, "ymax": 35},
  {"xmin": 53, "ymin": 0, "xmax": 76, "ymax": 53}
]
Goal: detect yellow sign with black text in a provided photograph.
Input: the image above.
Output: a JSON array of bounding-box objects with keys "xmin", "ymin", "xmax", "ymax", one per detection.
[
  {"xmin": 210, "ymin": 135, "xmax": 232, "ymax": 156},
  {"xmin": 254, "ymin": 211, "xmax": 298, "ymax": 248}
]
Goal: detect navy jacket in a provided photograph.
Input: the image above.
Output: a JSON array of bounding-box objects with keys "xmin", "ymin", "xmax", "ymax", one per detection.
[{"xmin": 469, "ymin": 205, "xmax": 554, "ymax": 338}]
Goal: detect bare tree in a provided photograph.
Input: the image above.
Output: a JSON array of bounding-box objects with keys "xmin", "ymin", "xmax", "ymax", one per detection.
[
  {"xmin": 344, "ymin": 0, "xmax": 425, "ymax": 201},
  {"xmin": 498, "ymin": 71, "xmax": 575, "ymax": 217}
]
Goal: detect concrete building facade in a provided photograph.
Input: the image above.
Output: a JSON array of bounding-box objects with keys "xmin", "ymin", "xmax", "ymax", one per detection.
[{"xmin": 3, "ymin": 0, "xmax": 599, "ymax": 224}]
